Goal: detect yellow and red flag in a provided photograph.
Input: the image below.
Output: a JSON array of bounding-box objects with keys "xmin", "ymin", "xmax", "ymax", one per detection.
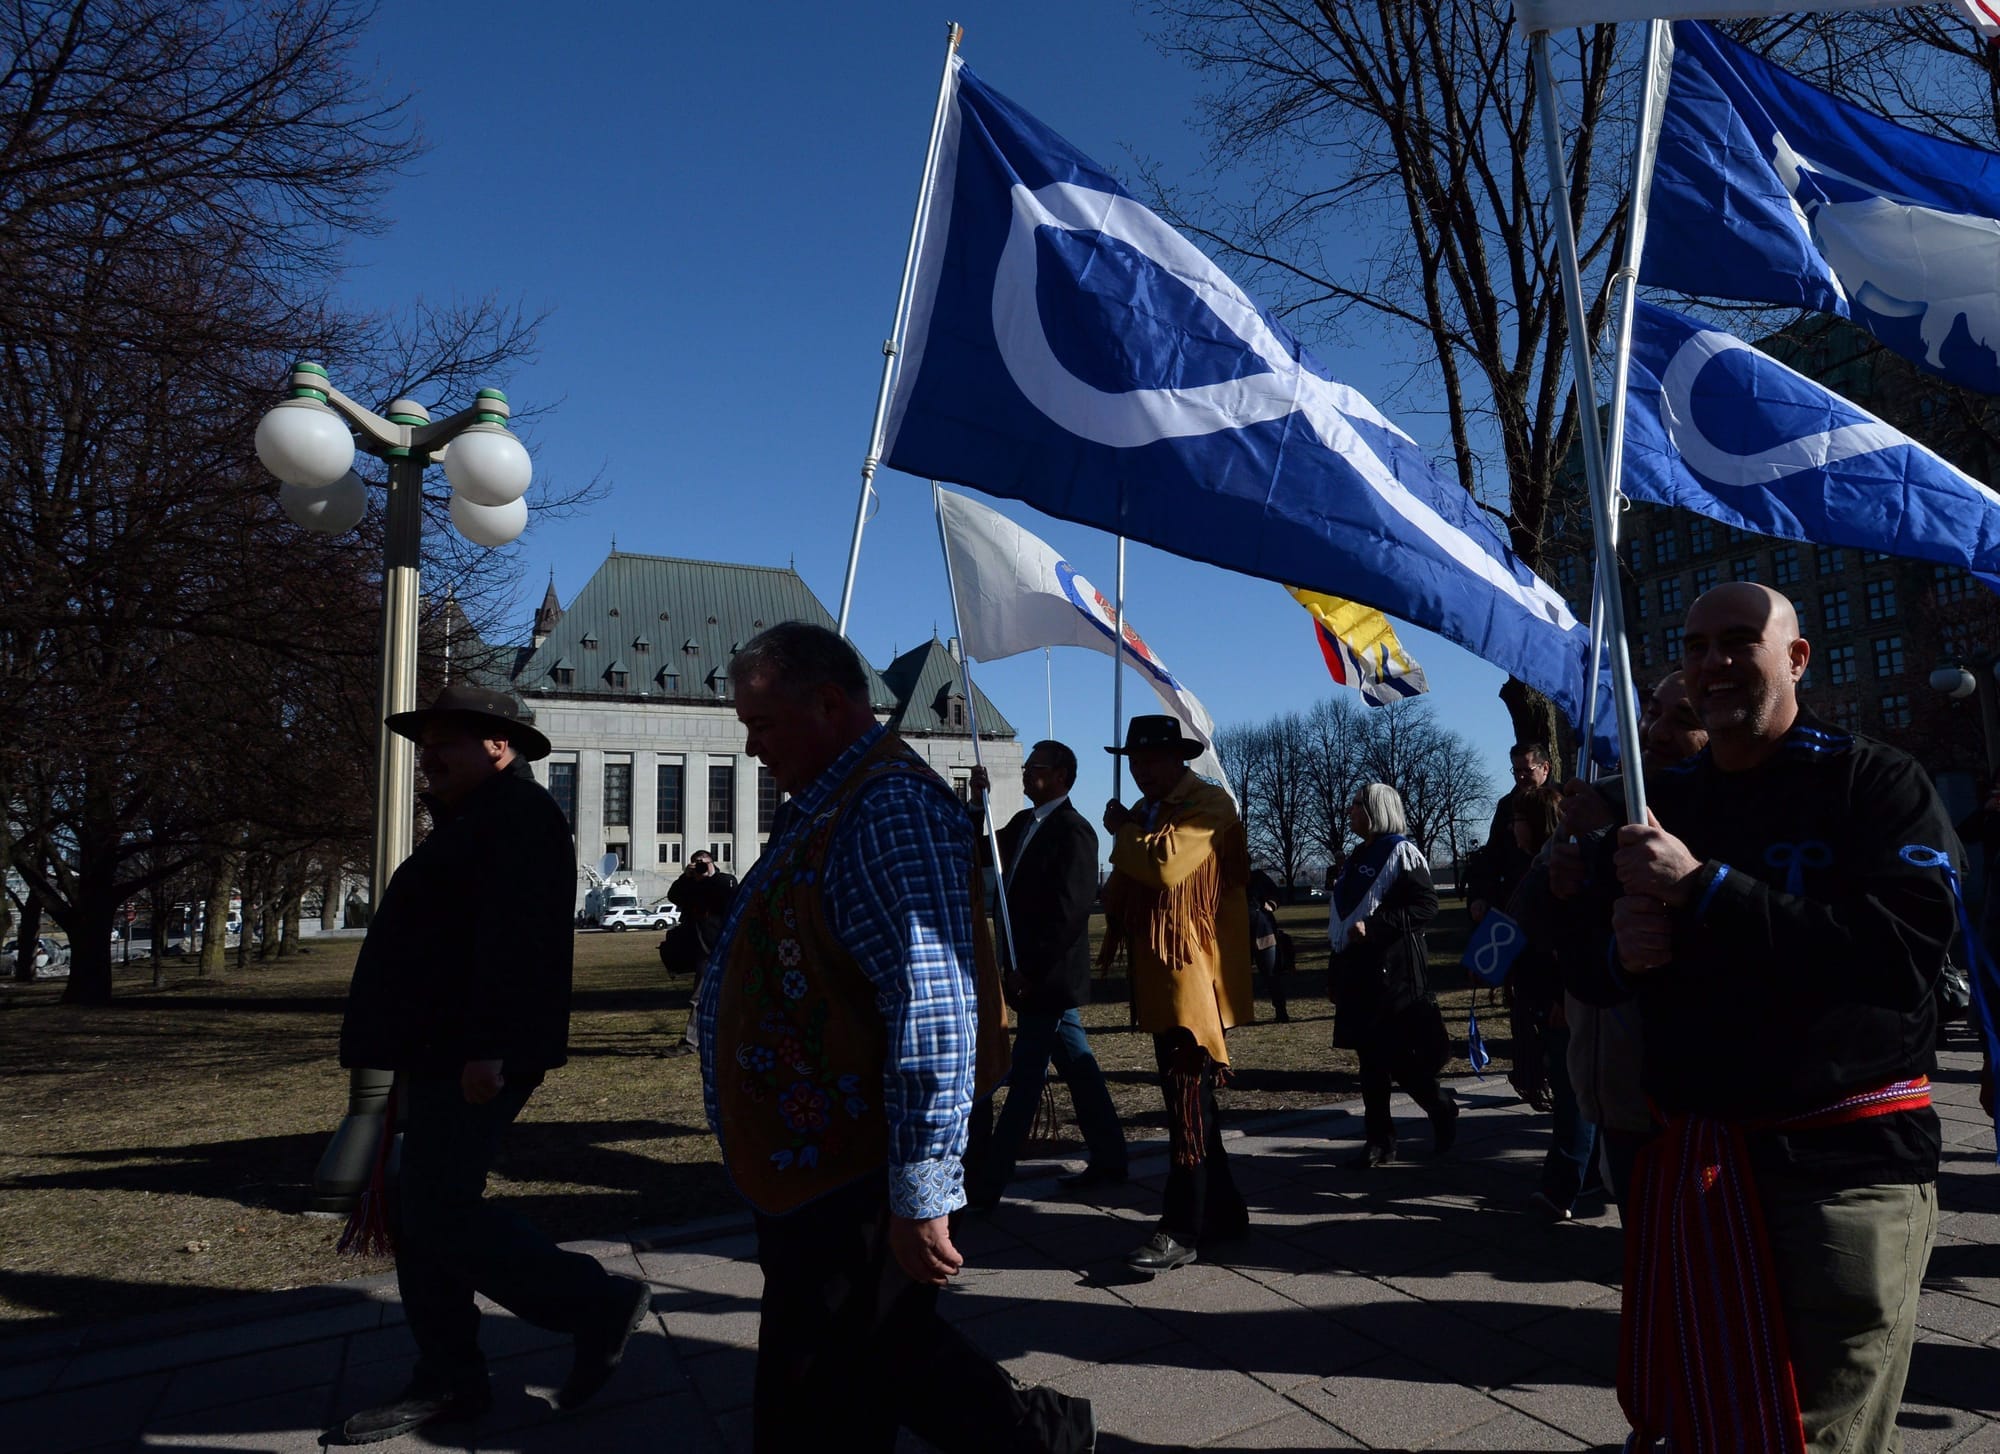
[{"xmin": 1286, "ymin": 588, "xmax": 1428, "ymax": 706}]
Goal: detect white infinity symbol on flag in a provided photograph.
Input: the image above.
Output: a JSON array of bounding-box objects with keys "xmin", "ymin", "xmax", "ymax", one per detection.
[
  {"xmin": 1469, "ymin": 918, "xmax": 1519, "ymax": 982},
  {"xmin": 1658, "ymin": 327, "xmax": 1963, "ymax": 488},
  {"xmin": 988, "ymin": 179, "xmax": 1580, "ymax": 632}
]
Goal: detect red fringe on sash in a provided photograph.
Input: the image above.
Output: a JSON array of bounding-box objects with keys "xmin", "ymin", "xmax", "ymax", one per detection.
[
  {"xmin": 1618, "ymin": 1077, "xmax": 1932, "ymax": 1452},
  {"xmin": 337, "ymin": 1079, "xmax": 400, "ymax": 1258}
]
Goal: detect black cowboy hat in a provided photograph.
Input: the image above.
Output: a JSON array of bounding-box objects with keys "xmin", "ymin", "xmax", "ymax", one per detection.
[
  {"xmin": 1105, "ymin": 714, "xmax": 1204, "ymax": 760},
  {"xmin": 384, "ymin": 682, "xmax": 552, "ymax": 762}
]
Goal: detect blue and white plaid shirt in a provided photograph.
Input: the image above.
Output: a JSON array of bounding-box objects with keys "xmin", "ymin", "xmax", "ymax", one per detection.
[{"xmin": 695, "ymin": 725, "xmax": 978, "ymax": 1220}]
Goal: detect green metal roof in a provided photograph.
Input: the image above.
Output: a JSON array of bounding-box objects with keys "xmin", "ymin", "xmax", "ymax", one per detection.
[
  {"xmin": 880, "ymin": 638, "xmax": 1016, "ymax": 739},
  {"xmin": 512, "ymin": 551, "xmax": 898, "ymax": 709}
]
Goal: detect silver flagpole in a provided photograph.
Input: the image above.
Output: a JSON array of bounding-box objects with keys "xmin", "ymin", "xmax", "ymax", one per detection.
[
  {"xmin": 1111, "ymin": 536, "xmax": 1127, "ymax": 802},
  {"xmin": 1578, "ymin": 579, "xmax": 1607, "ymax": 780},
  {"xmin": 1045, "ymin": 646, "xmax": 1054, "ymax": 739},
  {"xmin": 836, "ymin": 22, "xmax": 964, "ymax": 638},
  {"xmin": 932, "ymin": 482, "xmax": 1021, "ymax": 973},
  {"xmin": 1532, "ymin": 30, "xmax": 1647, "ymax": 824}
]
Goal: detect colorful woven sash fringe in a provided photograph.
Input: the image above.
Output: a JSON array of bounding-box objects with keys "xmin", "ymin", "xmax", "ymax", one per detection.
[{"xmin": 1618, "ymin": 1077, "xmax": 1932, "ymax": 1452}]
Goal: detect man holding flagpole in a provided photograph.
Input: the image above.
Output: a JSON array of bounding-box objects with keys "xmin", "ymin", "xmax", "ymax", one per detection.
[
  {"xmin": 1100, "ymin": 716, "xmax": 1255, "ymax": 1274},
  {"xmin": 1555, "ymin": 584, "xmax": 1954, "ymax": 1452}
]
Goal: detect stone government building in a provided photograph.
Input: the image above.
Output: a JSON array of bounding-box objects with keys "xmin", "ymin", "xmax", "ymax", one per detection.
[{"xmin": 498, "ymin": 551, "xmax": 1021, "ymax": 911}]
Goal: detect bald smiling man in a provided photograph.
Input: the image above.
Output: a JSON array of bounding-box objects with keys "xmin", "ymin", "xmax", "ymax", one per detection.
[{"xmin": 1556, "ymin": 583, "xmax": 1961, "ymax": 1453}]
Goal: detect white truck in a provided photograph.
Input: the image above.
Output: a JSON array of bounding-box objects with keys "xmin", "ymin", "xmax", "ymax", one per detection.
[{"xmin": 578, "ymin": 855, "xmax": 645, "ymax": 929}]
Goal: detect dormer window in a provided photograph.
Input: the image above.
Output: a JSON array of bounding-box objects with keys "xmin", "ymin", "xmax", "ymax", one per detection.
[
  {"xmin": 707, "ymin": 668, "xmax": 730, "ymax": 698},
  {"xmin": 607, "ymin": 670, "xmax": 629, "ymax": 689},
  {"xmin": 682, "ymin": 639, "xmax": 700, "ymax": 656},
  {"xmin": 550, "ymin": 659, "xmax": 575, "ymax": 687},
  {"xmin": 657, "ymin": 667, "xmax": 680, "ymax": 692},
  {"xmin": 580, "ymin": 634, "xmax": 598, "ymax": 650},
  {"xmin": 632, "ymin": 636, "xmax": 650, "ymax": 654},
  {"xmin": 949, "ymin": 697, "xmax": 968, "ymax": 729}
]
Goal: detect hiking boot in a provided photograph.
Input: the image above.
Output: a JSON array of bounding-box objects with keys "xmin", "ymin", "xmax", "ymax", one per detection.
[{"xmin": 556, "ymin": 1277, "xmax": 651, "ymax": 1410}]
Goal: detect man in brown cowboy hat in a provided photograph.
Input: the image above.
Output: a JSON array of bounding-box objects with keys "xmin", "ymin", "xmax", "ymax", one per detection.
[
  {"xmin": 336, "ymin": 684, "xmax": 649, "ymax": 1444},
  {"xmin": 1099, "ymin": 715, "xmax": 1255, "ymax": 1273}
]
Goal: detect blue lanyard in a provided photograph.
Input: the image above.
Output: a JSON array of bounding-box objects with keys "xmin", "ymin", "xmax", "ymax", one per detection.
[{"xmin": 1900, "ymin": 844, "xmax": 2000, "ymax": 1161}]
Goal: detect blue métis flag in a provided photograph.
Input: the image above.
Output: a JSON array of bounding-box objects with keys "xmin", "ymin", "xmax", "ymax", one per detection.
[
  {"xmin": 1643, "ymin": 20, "xmax": 2000, "ymax": 396},
  {"xmin": 1623, "ymin": 300, "xmax": 2000, "ymax": 578},
  {"xmin": 883, "ymin": 60, "xmax": 1601, "ymax": 733}
]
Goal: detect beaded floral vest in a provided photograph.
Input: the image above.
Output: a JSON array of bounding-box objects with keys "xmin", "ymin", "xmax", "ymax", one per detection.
[{"xmin": 713, "ymin": 731, "xmax": 1008, "ymax": 1216}]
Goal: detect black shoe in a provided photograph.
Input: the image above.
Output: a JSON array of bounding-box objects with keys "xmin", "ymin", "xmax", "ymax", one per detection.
[
  {"xmin": 1056, "ymin": 1164, "xmax": 1129, "ymax": 1191},
  {"xmin": 339, "ymin": 1384, "xmax": 492, "ymax": 1445},
  {"xmin": 1432, "ymin": 1094, "xmax": 1460, "ymax": 1156},
  {"xmin": 556, "ymin": 1277, "xmax": 651, "ymax": 1410},
  {"xmin": 1126, "ymin": 1229, "xmax": 1197, "ymax": 1274},
  {"xmin": 1273, "ymin": 1006, "xmax": 1291, "ymax": 1023},
  {"xmin": 1018, "ymin": 1385, "xmax": 1098, "ymax": 1453},
  {"xmin": 1343, "ymin": 1144, "xmax": 1394, "ymax": 1170}
]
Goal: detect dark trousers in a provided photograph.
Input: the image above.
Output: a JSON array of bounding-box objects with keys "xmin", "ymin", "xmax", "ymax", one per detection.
[
  {"xmin": 394, "ymin": 1072, "xmax": 620, "ymax": 1392},
  {"xmin": 1154, "ymin": 1030, "xmax": 1247, "ymax": 1243},
  {"xmin": 752, "ymin": 1176, "xmax": 1084, "ymax": 1454},
  {"xmin": 1538, "ymin": 1024, "xmax": 1599, "ymax": 1212},
  {"xmin": 978, "ymin": 1008, "xmax": 1127, "ymax": 1196},
  {"xmin": 1357, "ymin": 1037, "xmax": 1450, "ymax": 1152}
]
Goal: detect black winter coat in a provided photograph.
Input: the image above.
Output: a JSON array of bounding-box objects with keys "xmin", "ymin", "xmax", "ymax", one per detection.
[
  {"xmin": 1328, "ymin": 839, "xmax": 1438, "ymax": 1050},
  {"xmin": 993, "ymin": 801, "xmax": 1099, "ymax": 1013},
  {"xmin": 340, "ymin": 758, "xmax": 577, "ymax": 1073}
]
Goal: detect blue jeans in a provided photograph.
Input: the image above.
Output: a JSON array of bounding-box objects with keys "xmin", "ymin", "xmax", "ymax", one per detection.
[
  {"xmin": 980, "ymin": 1008, "xmax": 1126, "ymax": 1195},
  {"xmin": 1539, "ymin": 1024, "xmax": 1599, "ymax": 1212}
]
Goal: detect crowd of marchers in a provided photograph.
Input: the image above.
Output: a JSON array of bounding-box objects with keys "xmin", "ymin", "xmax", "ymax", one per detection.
[{"xmin": 323, "ymin": 587, "xmax": 1995, "ymax": 1454}]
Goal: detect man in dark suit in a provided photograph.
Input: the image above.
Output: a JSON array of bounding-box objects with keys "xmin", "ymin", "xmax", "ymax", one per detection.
[{"xmin": 968, "ymin": 740, "xmax": 1128, "ymax": 1208}]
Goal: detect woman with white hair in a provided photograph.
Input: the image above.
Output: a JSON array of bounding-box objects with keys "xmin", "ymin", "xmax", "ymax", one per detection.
[{"xmin": 1327, "ymin": 781, "xmax": 1456, "ymax": 1168}]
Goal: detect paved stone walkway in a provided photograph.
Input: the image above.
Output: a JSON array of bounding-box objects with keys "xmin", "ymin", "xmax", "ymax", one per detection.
[{"xmin": 6, "ymin": 1039, "xmax": 1995, "ymax": 1452}]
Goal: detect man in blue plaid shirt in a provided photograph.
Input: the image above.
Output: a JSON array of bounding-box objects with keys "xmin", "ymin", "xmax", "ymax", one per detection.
[{"xmin": 696, "ymin": 622, "xmax": 1095, "ymax": 1454}]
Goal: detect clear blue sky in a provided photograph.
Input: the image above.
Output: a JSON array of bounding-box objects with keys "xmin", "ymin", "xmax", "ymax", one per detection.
[{"xmin": 341, "ymin": 0, "xmax": 1517, "ymax": 853}]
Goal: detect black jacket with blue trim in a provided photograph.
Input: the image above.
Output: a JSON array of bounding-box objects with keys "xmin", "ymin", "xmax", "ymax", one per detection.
[{"xmin": 1557, "ymin": 709, "xmax": 1956, "ymax": 1183}]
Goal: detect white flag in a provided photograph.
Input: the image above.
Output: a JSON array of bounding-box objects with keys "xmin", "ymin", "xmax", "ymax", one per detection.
[
  {"xmin": 937, "ymin": 489, "xmax": 1232, "ymax": 796},
  {"xmin": 1513, "ymin": 0, "xmax": 1911, "ymax": 32}
]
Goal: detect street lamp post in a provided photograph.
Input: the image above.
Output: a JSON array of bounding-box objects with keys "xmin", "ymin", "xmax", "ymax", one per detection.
[
  {"xmin": 1928, "ymin": 661, "xmax": 2000, "ymax": 782},
  {"xmin": 257, "ymin": 362, "xmax": 532, "ymax": 1212}
]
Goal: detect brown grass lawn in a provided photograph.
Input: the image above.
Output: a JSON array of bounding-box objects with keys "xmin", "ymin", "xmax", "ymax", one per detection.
[{"xmin": 0, "ymin": 899, "xmax": 1497, "ymax": 1336}]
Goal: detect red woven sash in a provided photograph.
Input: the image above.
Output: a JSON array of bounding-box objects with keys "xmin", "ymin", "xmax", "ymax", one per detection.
[{"xmin": 1617, "ymin": 1077, "xmax": 1932, "ymax": 1452}]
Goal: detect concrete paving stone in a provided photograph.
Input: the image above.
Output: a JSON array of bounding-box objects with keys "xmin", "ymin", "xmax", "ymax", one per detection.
[
  {"xmin": 1506, "ymin": 1302, "xmax": 1623, "ymax": 1385},
  {"xmin": 1895, "ymin": 1407, "xmax": 1988, "ymax": 1454},
  {"xmin": 0, "ymin": 1352, "xmax": 70, "ymax": 1402},
  {"xmin": 1287, "ymin": 1355, "xmax": 1509, "ymax": 1450},
  {"xmin": 151, "ymin": 1338, "xmax": 348, "ymax": 1420},
  {"xmin": 1429, "ymin": 1406, "xmax": 1590, "ymax": 1450},
  {"xmin": 11, "ymin": 1372, "xmax": 170, "ymax": 1454},
  {"xmin": 1201, "ymin": 1408, "xmax": 1365, "ymax": 1448},
  {"xmin": 641, "ymin": 1253, "xmax": 766, "ymax": 1307},
  {"xmin": 682, "ymin": 1345, "xmax": 756, "ymax": 1414},
  {"xmin": 1941, "ymin": 1418, "xmax": 2000, "ymax": 1452},
  {"xmin": 1939, "ymin": 1210, "xmax": 2000, "ymax": 1246},
  {"xmin": 710, "ymin": 1405, "xmax": 754, "ymax": 1454},
  {"xmin": 1130, "ymin": 1268, "xmax": 1379, "ymax": 1391},
  {"xmin": 1906, "ymin": 1331, "xmax": 2000, "ymax": 1416},
  {"xmin": 1204, "ymin": 1229, "xmax": 1341, "ymax": 1286},
  {"xmin": 1486, "ymin": 1364, "xmax": 1632, "ymax": 1446},
  {"xmin": 1383, "ymin": 1253, "xmax": 1615, "ymax": 1333},
  {"xmin": 633, "ymin": 1233, "xmax": 756, "ymax": 1277},
  {"xmin": 659, "ymin": 1295, "xmax": 762, "ymax": 1358},
  {"xmin": 946, "ymin": 1294, "xmax": 1179, "ymax": 1386},
  {"xmin": 940, "ymin": 1258, "xmax": 1127, "ymax": 1327},
  {"xmin": 54, "ymin": 1301, "xmax": 385, "ymax": 1389},
  {"xmin": 1063, "ymin": 1351, "xmax": 1296, "ymax": 1449},
  {"xmin": 1918, "ymin": 1291, "xmax": 2000, "ymax": 1345},
  {"xmin": 468, "ymin": 1305, "xmax": 574, "ymax": 1361},
  {"xmin": 139, "ymin": 1384, "xmax": 350, "ymax": 1452},
  {"xmin": 1263, "ymin": 1265, "xmax": 1419, "ymax": 1322},
  {"xmin": 484, "ymin": 1389, "xmax": 719, "ymax": 1453},
  {"xmin": 1273, "ymin": 1211, "xmax": 1476, "ymax": 1279},
  {"xmin": 1331, "ymin": 1297, "xmax": 1553, "ymax": 1392}
]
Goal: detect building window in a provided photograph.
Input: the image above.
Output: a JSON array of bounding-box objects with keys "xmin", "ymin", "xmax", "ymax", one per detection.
[
  {"xmin": 1943, "ymin": 621, "xmax": 1975, "ymax": 660},
  {"xmin": 1689, "ymin": 519, "xmax": 1714, "ymax": 554},
  {"xmin": 1865, "ymin": 578, "xmax": 1897, "ymax": 620},
  {"xmin": 659, "ymin": 840, "xmax": 682, "ymax": 865},
  {"xmin": 720, "ymin": 841, "xmax": 733, "ymax": 865},
  {"xmin": 581, "ymin": 634, "xmax": 597, "ymax": 650},
  {"xmin": 1772, "ymin": 546, "xmax": 1800, "ymax": 585},
  {"xmin": 551, "ymin": 667, "xmax": 575, "ymax": 687},
  {"xmin": 1827, "ymin": 644, "xmax": 1857, "ymax": 686},
  {"xmin": 1817, "ymin": 545, "xmax": 1846, "ymax": 575},
  {"xmin": 1663, "ymin": 625, "xmax": 1684, "ymax": 660},
  {"xmin": 1862, "ymin": 550, "xmax": 1890, "ymax": 565},
  {"xmin": 656, "ymin": 763, "xmax": 683, "ymax": 834},
  {"xmin": 1799, "ymin": 665, "xmax": 1815, "ymax": 690},
  {"xmin": 1822, "ymin": 590, "xmax": 1851, "ymax": 630},
  {"xmin": 547, "ymin": 762, "xmax": 577, "ymax": 827},
  {"xmin": 603, "ymin": 762, "xmax": 632, "ymax": 827},
  {"xmin": 607, "ymin": 842, "xmax": 628, "ymax": 870},
  {"xmin": 758, "ymin": 766, "xmax": 779, "ymax": 833},
  {"xmin": 1873, "ymin": 636, "xmax": 1904, "ymax": 677},
  {"xmin": 1693, "ymin": 566, "xmax": 1717, "ymax": 595},
  {"xmin": 632, "ymin": 636, "xmax": 650, "ymax": 654},
  {"xmin": 1730, "ymin": 556, "xmax": 1760, "ymax": 583},
  {"xmin": 948, "ymin": 697, "xmax": 968, "ymax": 729},
  {"xmin": 1626, "ymin": 538, "xmax": 1645, "ymax": 572},
  {"xmin": 951, "ymin": 770, "xmax": 973, "ymax": 803},
  {"xmin": 1880, "ymin": 692, "xmax": 1912, "ymax": 729},
  {"xmin": 607, "ymin": 669, "xmax": 628, "ymax": 690},
  {"xmin": 1557, "ymin": 557, "xmax": 1579, "ymax": 589},
  {"xmin": 708, "ymin": 763, "xmax": 734, "ymax": 833},
  {"xmin": 1639, "ymin": 634, "xmax": 1657, "ymax": 668},
  {"xmin": 1654, "ymin": 528, "xmax": 1678, "ymax": 566},
  {"xmin": 1658, "ymin": 577, "xmax": 1684, "ymax": 615},
  {"xmin": 1934, "ymin": 565, "xmax": 1970, "ymax": 604},
  {"xmin": 1831, "ymin": 699, "xmax": 1862, "ymax": 732}
]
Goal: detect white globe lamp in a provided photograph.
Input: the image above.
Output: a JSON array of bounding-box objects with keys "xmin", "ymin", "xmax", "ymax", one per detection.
[
  {"xmin": 442, "ymin": 390, "xmax": 531, "ymax": 506},
  {"xmin": 1930, "ymin": 667, "xmax": 1978, "ymax": 700},
  {"xmin": 278, "ymin": 471, "xmax": 369, "ymax": 534},
  {"xmin": 255, "ymin": 384, "xmax": 356, "ymax": 489},
  {"xmin": 449, "ymin": 491, "xmax": 527, "ymax": 547}
]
